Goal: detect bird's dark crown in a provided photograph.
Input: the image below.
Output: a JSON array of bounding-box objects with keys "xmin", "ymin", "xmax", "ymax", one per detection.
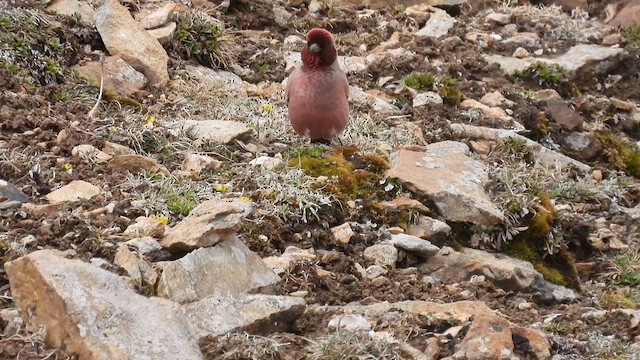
[{"xmin": 301, "ymin": 28, "xmax": 337, "ymax": 68}]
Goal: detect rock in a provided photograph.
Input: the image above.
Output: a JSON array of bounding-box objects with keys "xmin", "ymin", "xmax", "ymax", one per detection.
[
  {"xmin": 607, "ymin": 2, "xmax": 640, "ymax": 27},
  {"xmin": 449, "ymin": 123, "xmax": 591, "ymax": 172},
  {"xmin": 0, "ymin": 179, "xmax": 28, "ymax": 209},
  {"xmin": 453, "ymin": 312, "xmax": 515, "ymax": 359},
  {"xmin": 114, "ymin": 245, "xmax": 158, "ymax": 287},
  {"xmin": 420, "ymin": 246, "xmax": 577, "ymax": 303},
  {"xmin": 109, "ymin": 154, "xmax": 170, "ymax": 175},
  {"xmin": 21, "ymin": 203, "xmax": 63, "ymax": 217},
  {"xmin": 5, "ymin": 250, "xmax": 203, "ymax": 359},
  {"xmin": 513, "ymin": 47, "xmax": 530, "ymax": 58},
  {"xmin": 102, "ymin": 141, "xmax": 135, "ymax": 156},
  {"xmin": 183, "ymin": 293, "xmax": 305, "ymax": 338},
  {"xmin": 123, "ymin": 217, "xmax": 165, "ymax": 239},
  {"xmin": 328, "ymin": 314, "xmax": 372, "ymax": 332},
  {"xmin": 408, "ymin": 215, "xmax": 452, "ymax": 238},
  {"xmin": 415, "ymin": 7, "xmax": 456, "ymax": 39},
  {"xmin": 485, "ymin": 12, "xmax": 511, "ymax": 25},
  {"xmin": 184, "ymin": 65, "xmax": 246, "ymax": 96},
  {"xmin": 484, "ymin": 44, "xmax": 625, "ymax": 75},
  {"xmin": 365, "ymin": 265, "xmax": 388, "ymax": 279},
  {"xmin": 380, "ymin": 197, "xmax": 431, "ymax": 214},
  {"xmin": 262, "ymin": 246, "xmax": 317, "ymax": 274},
  {"xmin": 125, "ymin": 237, "xmax": 162, "ymax": 255},
  {"xmin": 561, "ymin": 131, "xmax": 602, "ymax": 160},
  {"xmin": 46, "ymin": 0, "xmax": 95, "ymax": 26},
  {"xmin": 72, "ymin": 144, "xmax": 113, "ymax": 164},
  {"xmin": 137, "ymin": 3, "xmax": 177, "ymax": 29},
  {"xmin": 390, "ymin": 234, "xmax": 440, "ymax": 257},
  {"xmin": 480, "ymin": 91, "xmax": 515, "ymax": 108},
  {"xmin": 545, "ymin": 98, "xmax": 584, "ymax": 131},
  {"xmin": 249, "ymin": 155, "xmax": 285, "ymax": 171},
  {"xmin": 386, "ymin": 142, "xmax": 504, "ymax": 226},
  {"xmin": 331, "ymin": 222, "xmax": 355, "ymax": 243},
  {"xmin": 160, "ymin": 199, "xmax": 248, "ymax": 251},
  {"xmin": 461, "ymin": 99, "xmax": 513, "ymax": 124},
  {"xmin": 166, "ymin": 120, "xmax": 252, "ymax": 145},
  {"xmin": 0, "ymin": 308, "xmax": 23, "ymax": 336},
  {"xmin": 363, "ymin": 244, "xmax": 398, "ymax": 267},
  {"xmin": 273, "ymin": 6, "xmax": 291, "ymax": 27},
  {"xmin": 338, "ymin": 56, "xmax": 367, "ymax": 74},
  {"xmin": 284, "ymin": 34, "xmax": 304, "ymax": 45},
  {"xmin": 413, "ymin": 91, "xmax": 443, "ymax": 107},
  {"xmin": 148, "ymin": 22, "xmax": 177, "ymax": 45},
  {"xmin": 601, "ymin": 33, "xmax": 623, "ymax": 46},
  {"xmin": 95, "ymin": 0, "xmax": 169, "ymax": 85},
  {"xmin": 156, "ymin": 236, "xmax": 281, "ymax": 304},
  {"xmin": 180, "ymin": 153, "xmax": 223, "ymax": 178},
  {"xmin": 46, "ymin": 180, "xmax": 100, "ymax": 204},
  {"xmin": 75, "ymin": 56, "xmax": 147, "ymax": 96},
  {"xmin": 349, "ymin": 86, "xmax": 399, "ymax": 113}
]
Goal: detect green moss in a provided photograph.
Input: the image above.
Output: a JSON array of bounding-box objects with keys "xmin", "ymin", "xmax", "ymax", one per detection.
[
  {"xmin": 623, "ymin": 23, "xmax": 640, "ymax": 50},
  {"xmin": 503, "ymin": 191, "xmax": 580, "ymax": 290},
  {"xmin": 437, "ymin": 75, "xmax": 462, "ymax": 105},
  {"xmin": 402, "ymin": 71, "xmax": 436, "ymax": 91},
  {"xmin": 601, "ymin": 293, "xmax": 637, "ymax": 309},
  {"xmin": 102, "ymin": 88, "xmax": 144, "ymax": 109},
  {"xmin": 288, "ymin": 147, "xmax": 389, "ymax": 200},
  {"xmin": 597, "ymin": 133, "xmax": 640, "ymax": 178}
]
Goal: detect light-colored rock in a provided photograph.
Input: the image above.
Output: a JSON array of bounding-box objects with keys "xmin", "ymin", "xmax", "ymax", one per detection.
[
  {"xmin": 46, "ymin": 0, "xmax": 95, "ymax": 26},
  {"xmin": 0, "ymin": 179, "xmax": 28, "ymax": 208},
  {"xmin": 408, "ymin": 215, "xmax": 452, "ymax": 238},
  {"xmin": 263, "ymin": 246, "xmax": 316, "ymax": 274},
  {"xmin": 413, "ymin": 91, "xmax": 443, "ymax": 107},
  {"xmin": 461, "ymin": 99, "xmax": 513, "ymax": 123},
  {"xmin": 349, "ymin": 86, "xmax": 399, "ymax": 113},
  {"xmin": 0, "ymin": 308, "xmax": 23, "ymax": 336},
  {"xmin": 148, "ymin": 22, "xmax": 177, "ymax": 45},
  {"xmin": 365, "ymin": 265, "xmax": 388, "ymax": 279},
  {"xmin": 95, "ymin": 0, "xmax": 169, "ymax": 85},
  {"xmin": 449, "ymin": 123, "xmax": 591, "ymax": 172},
  {"xmin": 160, "ymin": 199, "xmax": 248, "ymax": 251},
  {"xmin": 114, "ymin": 245, "xmax": 158, "ymax": 287},
  {"xmin": 284, "ymin": 34, "xmax": 304, "ymax": 45},
  {"xmin": 273, "ymin": 6, "xmax": 291, "ymax": 27},
  {"xmin": 513, "ymin": 47, "xmax": 530, "ymax": 58},
  {"xmin": 561, "ymin": 131, "xmax": 602, "ymax": 160},
  {"xmin": 181, "ymin": 153, "xmax": 223, "ymax": 177},
  {"xmin": 485, "ymin": 12, "xmax": 511, "ymax": 25},
  {"xmin": 328, "ymin": 314, "xmax": 372, "ymax": 332},
  {"xmin": 125, "ymin": 237, "xmax": 162, "ymax": 255},
  {"xmin": 363, "ymin": 244, "xmax": 398, "ymax": 267},
  {"xmin": 123, "ymin": 217, "xmax": 165, "ymax": 239},
  {"xmin": 249, "ymin": 155, "xmax": 285, "ymax": 171},
  {"xmin": 109, "ymin": 154, "xmax": 170, "ymax": 175},
  {"xmin": 415, "ymin": 7, "xmax": 456, "ymax": 39},
  {"xmin": 46, "ymin": 180, "xmax": 100, "ymax": 204},
  {"xmin": 545, "ymin": 98, "xmax": 584, "ymax": 131},
  {"xmin": 75, "ymin": 56, "xmax": 147, "ymax": 96},
  {"xmin": 137, "ymin": 3, "xmax": 177, "ymax": 29},
  {"xmin": 156, "ymin": 236, "xmax": 281, "ymax": 304},
  {"xmin": 72, "ymin": 144, "xmax": 113, "ymax": 164},
  {"xmin": 484, "ymin": 44, "xmax": 625, "ymax": 75},
  {"xmin": 184, "ymin": 65, "xmax": 246, "ymax": 96},
  {"xmin": 102, "ymin": 141, "xmax": 135, "ymax": 156},
  {"xmin": 184, "ymin": 293, "xmax": 305, "ymax": 338},
  {"xmin": 331, "ymin": 222, "xmax": 355, "ymax": 243},
  {"xmin": 480, "ymin": 91, "xmax": 515, "ymax": 108},
  {"xmin": 167, "ymin": 120, "xmax": 252, "ymax": 145},
  {"xmin": 5, "ymin": 250, "xmax": 203, "ymax": 359},
  {"xmin": 420, "ymin": 246, "xmax": 578, "ymax": 303},
  {"xmin": 390, "ymin": 233, "xmax": 440, "ymax": 257},
  {"xmin": 607, "ymin": 3, "xmax": 640, "ymax": 27},
  {"xmin": 386, "ymin": 142, "xmax": 504, "ymax": 226},
  {"xmin": 380, "ymin": 196, "xmax": 431, "ymax": 214},
  {"xmin": 453, "ymin": 312, "xmax": 515, "ymax": 359}
]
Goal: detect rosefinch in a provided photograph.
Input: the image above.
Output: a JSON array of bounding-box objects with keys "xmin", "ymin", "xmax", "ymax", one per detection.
[{"xmin": 286, "ymin": 28, "xmax": 349, "ymax": 144}]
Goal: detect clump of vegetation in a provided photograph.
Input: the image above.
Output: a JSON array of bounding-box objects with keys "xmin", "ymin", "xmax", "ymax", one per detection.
[
  {"xmin": 600, "ymin": 292, "xmax": 638, "ymax": 309},
  {"xmin": 0, "ymin": 8, "xmax": 80, "ymax": 85},
  {"xmin": 127, "ymin": 174, "xmax": 206, "ymax": 220},
  {"xmin": 598, "ymin": 133, "xmax": 640, "ymax": 179},
  {"xmin": 514, "ymin": 62, "xmax": 572, "ymax": 95},
  {"xmin": 402, "ymin": 71, "xmax": 462, "ymax": 105},
  {"xmin": 608, "ymin": 249, "xmax": 640, "ymax": 285},
  {"xmin": 307, "ymin": 331, "xmax": 404, "ymax": 360},
  {"xmin": 170, "ymin": 11, "xmax": 235, "ymax": 68},
  {"xmin": 622, "ymin": 23, "xmax": 640, "ymax": 50},
  {"xmin": 288, "ymin": 146, "xmax": 390, "ymax": 201}
]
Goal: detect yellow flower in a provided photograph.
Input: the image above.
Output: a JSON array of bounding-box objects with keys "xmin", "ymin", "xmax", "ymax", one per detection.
[
  {"xmin": 261, "ymin": 103, "xmax": 273, "ymax": 113},
  {"xmin": 154, "ymin": 215, "xmax": 169, "ymax": 225},
  {"xmin": 145, "ymin": 115, "xmax": 156, "ymax": 124},
  {"xmin": 64, "ymin": 163, "xmax": 73, "ymax": 170},
  {"xmin": 239, "ymin": 196, "xmax": 251, "ymax": 202},
  {"xmin": 108, "ymin": 126, "xmax": 118, "ymax": 132},
  {"xmin": 214, "ymin": 184, "xmax": 229, "ymax": 193}
]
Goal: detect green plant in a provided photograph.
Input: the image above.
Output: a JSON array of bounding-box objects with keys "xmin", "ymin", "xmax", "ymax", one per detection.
[
  {"xmin": 170, "ymin": 11, "xmax": 234, "ymax": 68},
  {"xmin": 519, "ymin": 61, "xmax": 570, "ymax": 88},
  {"xmin": 164, "ymin": 185, "xmax": 198, "ymax": 215},
  {"xmin": 402, "ymin": 71, "xmax": 436, "ymax": 91},
  {"xmin": 623, "ymin": 23, "xmax": 640, "ymax": 50},
  {"xmin": 610, "ymin": 250, "xmax": 640, "ymax": 284}
]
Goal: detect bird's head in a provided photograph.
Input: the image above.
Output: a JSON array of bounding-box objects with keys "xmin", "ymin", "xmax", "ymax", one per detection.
[{"xmin": 301, "ymin": 28, "xmax": 337, "ymax": 69}]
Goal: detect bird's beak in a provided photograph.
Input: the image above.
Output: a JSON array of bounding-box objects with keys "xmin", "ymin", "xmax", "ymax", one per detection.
[{"xmin": 309, "ymin": 43, "xmax": 321, "ymax": 54}]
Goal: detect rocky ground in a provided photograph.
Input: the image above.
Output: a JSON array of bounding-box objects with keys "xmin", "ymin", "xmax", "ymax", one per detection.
[{"xmin": 1, "ymin": 0, "xmax": 640, "ymax": 359}]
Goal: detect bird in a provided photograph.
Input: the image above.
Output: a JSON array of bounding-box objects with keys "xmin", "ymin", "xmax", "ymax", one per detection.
[{"xmin": 285, "ymin": 28, "xmax": 349, "ymax": 145}]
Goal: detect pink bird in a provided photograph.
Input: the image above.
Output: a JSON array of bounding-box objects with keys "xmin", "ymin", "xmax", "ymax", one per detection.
[{"xmin": 286, "ymin": 28, "xmax": 349, "ymax": 144}]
